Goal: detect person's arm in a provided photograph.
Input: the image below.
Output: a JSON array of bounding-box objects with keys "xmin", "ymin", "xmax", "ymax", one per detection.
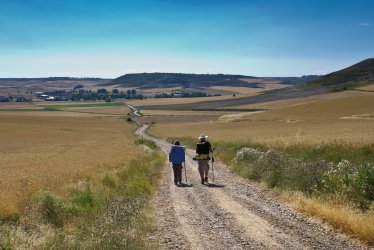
[{"xmin": 169, "ymin": 147, "xmax": 173, "ymax": 162}]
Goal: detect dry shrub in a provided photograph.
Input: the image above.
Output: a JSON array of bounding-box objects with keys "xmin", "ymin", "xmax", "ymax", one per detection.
[{"xmin": 286, "ymin": 192, "xmax": 374, "ymax": 244}]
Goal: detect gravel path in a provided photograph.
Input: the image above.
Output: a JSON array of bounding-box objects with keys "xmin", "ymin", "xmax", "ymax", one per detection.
[{"xmin": 137, "ymin": 126, "xmax": 365, "ymax": 250}]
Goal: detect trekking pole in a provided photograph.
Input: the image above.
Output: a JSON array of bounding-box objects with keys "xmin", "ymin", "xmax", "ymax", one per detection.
[
  {"xmin": 211, "ymin": 151, "xmax": 215, "ymax": 183},
  {"xmin": 184, "ymin": 161, "xmax": 187, "ymax": 183}
]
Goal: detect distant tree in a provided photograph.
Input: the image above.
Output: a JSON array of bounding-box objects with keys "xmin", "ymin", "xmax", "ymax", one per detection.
[
  {"xmin": 131, "ymin": 89, "xmax": 136, "ymax": 96},
  {"xmin": 112, "ymin": 89, "xmax": 119, "ymax": 94},
  {"xmin": 97, "ymin": 88, "xmax": 108, "ymax": 94}
]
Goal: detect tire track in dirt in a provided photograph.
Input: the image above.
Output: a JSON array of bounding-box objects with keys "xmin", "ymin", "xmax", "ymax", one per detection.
[{"xmin": 138, "ymin": 125, "xmax": 364, "ymax": 250}]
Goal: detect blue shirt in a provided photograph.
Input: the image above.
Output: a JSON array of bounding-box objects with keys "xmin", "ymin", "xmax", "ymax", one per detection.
[{"xmin": 169, "ymin": 145, "xmax": 186, "ymax": 164}]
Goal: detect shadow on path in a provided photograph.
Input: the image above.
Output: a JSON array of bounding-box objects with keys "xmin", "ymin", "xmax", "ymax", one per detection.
[
  {"xmin": 176, "ymin": 183, "xmax": 194, "ymax": 188},
  {"xmin": 205, "ymin": 183, "xmax": 225, "ymax": 188}
]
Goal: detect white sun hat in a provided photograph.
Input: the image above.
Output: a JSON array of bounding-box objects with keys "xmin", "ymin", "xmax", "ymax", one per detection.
[{"xmin": 198, "ymin": 134, "xmax": 208, "ymax": 139}]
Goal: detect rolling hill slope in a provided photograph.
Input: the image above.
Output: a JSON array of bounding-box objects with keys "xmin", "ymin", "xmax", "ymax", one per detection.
[
  {"xmin": 305, "ymin": 58, "xmax": 374, "ymax": 90},
  {"xmin": 103, "ymin": 73, "xmax": 259, "ymax": 88}
]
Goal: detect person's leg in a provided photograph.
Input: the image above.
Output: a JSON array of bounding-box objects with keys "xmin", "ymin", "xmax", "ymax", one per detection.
[
  {"xmin": 172, "ymin": 164, "xmax": 178, "ymax": 185},
  {"xmin": 197, "ymin": 160, "xmax": 205, "ymax": 184},
  {"xmin": 177, "ymin": 164, "xmax": 183, "ymax": 184},
  {"xmin": 204, "ymin": 160, "xmax": 210, "ymax": 182}
]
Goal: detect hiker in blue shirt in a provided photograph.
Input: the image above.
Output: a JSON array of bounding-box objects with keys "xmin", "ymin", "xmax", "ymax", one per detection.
[{"xmin": 169, "ymin": 140, "xmax": 186, "ymax": 185}]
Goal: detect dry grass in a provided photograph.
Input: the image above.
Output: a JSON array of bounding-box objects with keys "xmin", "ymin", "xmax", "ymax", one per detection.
[
  {"xmin": 355, "ymin": 84, "xmax": 374, "ymax": 91},
  {"xmin": 141, "ymin": 109, "xmax": 235, "ymax": 116},
  {"xmin": 150, "ymin": 90, "xmax": 374, "ymax": 146},
  {"xmin": 0, "ymin": 111, "xmax": 143, "ymax": 217},
  {"xmin": 209, "ymin": 83, "xmax": 290, "ymax": 94},
  {"xmin": 239, "ymin": 78, "xmax": 283, "ymax": 84},
  {"xmin": 58, "ymin": 105, "xmax": 131, "ymax": 116},
  {"xmin": 0, "ymin": 102, "xmax": 42, "ymax": 110},
  {"xmin": 284, "ymin": 192, "xmax": 374, "ymax": 244}
]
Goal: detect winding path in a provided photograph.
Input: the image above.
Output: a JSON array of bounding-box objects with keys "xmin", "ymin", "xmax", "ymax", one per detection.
[{"xmin": 137, "ymin": 125, "xmax": 364, "ymax": 250}]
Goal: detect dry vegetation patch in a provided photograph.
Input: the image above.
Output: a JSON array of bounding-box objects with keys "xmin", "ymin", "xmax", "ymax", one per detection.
[
  {"xmin": 284, "ymin": 193, "xmax": 374, "ymax": 244},
  {"xmin": 58, "ymin": 105, "xmax": 131, "ymax": 115},
  {"xmin": 209, "ymin": 83, "xmax": 290, "ymax": 94},
  {"xmin": 0, "ymin": 111, "xmax": 143, "ymax": 217},
  {"xmin": 356, "ymin": 84, "xmax": 374, "ymax": 91}
]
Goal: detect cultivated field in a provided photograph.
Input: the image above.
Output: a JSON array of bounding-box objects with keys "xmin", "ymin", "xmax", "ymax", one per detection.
[
  {"xmin": 355, "ymin": 83, "xmax": 374, "ymax": 91},
  {"xmin": 208, "ymin": 82, "xmax": 291, "ymax": 94},
  {"xmin": 149, "ymin": 90, "xmax": 374, "ymax": 145},
  {"xmin": 0, "ymin": 106, "xmax": 142, "ymax": 217},
  {"xmin": 127, "ymin": 92, "xmax": 258, "ymax": 106}
]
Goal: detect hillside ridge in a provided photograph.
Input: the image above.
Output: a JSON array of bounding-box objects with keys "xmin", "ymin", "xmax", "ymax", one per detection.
[{"xmin": 305, "ymin": 58, "xmax": 374, "ymax": 89}]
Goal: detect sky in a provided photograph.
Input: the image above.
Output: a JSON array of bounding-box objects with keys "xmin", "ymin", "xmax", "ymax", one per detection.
[{"xmin": 0, "ymin": 0, "xmax": 373, "ymax": 78}]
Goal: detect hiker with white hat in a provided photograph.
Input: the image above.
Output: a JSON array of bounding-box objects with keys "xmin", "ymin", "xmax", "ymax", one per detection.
[{"xmin": 195, "ymin": 134, "xmax": 214, "ymax": 184}]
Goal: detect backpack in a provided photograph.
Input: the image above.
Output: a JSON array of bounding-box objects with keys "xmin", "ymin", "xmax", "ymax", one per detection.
[{"xmin": 169, "ymin": 145, "xmax": 186, "ymax": 164}]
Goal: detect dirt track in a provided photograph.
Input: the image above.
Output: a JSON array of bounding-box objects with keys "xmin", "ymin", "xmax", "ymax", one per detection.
[{"xmin": 137, "ymin": 126, "xmax": 364, "ymax": 250}]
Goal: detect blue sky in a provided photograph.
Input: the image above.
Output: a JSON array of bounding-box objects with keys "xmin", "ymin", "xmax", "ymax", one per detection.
[{"xmin": 0, "ymin": 0, "xmax": 373, "ymax": 77}]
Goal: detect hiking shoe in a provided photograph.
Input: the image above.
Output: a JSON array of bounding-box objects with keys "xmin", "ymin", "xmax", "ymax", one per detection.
[
  {"xmin": 201, "ymin": 179, "xmax": 204, "ymax": 184},
  {"xmin": 204, "ymin": 177, "xmax": 208, "ymax": 183}
]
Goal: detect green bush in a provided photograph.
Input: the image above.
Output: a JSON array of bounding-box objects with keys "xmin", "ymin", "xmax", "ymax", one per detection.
[
  {"xmin": 0, "ymin": 233, "xmax": 13, "ymax": 250},
  {"xmin": 102, "ymin": 175, "xmax": 117, "ymax": 189},
  {"xmin": 234, "ymin": 147, "xmax": 374, "ymax": 210},
  {"xmin": 119, "ymin": 153, "xmax": 165, "ymax": 198},
  {"xmin": 70, "ymin": 184, "xmax": 100, "ymax": 213},
  {"xmin": 353, "ymin": 165, "xmax": 374, "ymax": 209},
  {"xmin": 32, "ymin": 189, "xmax": 66, "ymax": 227}
]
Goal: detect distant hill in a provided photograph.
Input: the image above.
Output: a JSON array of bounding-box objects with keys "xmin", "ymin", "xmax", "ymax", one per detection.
[
  {"xmin": 0, "ymin": 77, "xmax": 108, "ymax": 81},
  {"xmin": 304, "ymin": 58, "xmax": 374, "ymax": 90},
  {"xmin": 104, "ymin": 73, "xmax": 261, "ymax": 88},
  {"xmin": 0, "ymin": 77, "xmax": 110, "ymax": 96}
]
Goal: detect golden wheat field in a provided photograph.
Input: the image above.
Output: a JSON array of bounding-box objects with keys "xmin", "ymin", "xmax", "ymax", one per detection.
[
  {"xmin": 208, "ymin": 83, "xmax": 291, "ymax": 94},
  {"xmin": 149, "ymin": 90, "xmax": 374, "ymax": 145},
  {"xmin": 355, "ymin": 83, "xmax": 374, "ymax": 91},
  {"xmin": 0, "ymin": 109, "xmax": 142, "ymax": 217},
  {"xmin": 57, "ymin": 105, "xmax": 132, "ymax": 116}
]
